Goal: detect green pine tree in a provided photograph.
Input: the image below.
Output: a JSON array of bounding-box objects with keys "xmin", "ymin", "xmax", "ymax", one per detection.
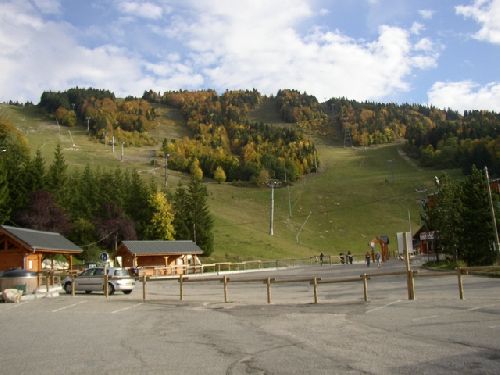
[
  {"xmin": 188, "ymin": 178, "xmax": 214, "ymax": 256},
  {"xmin": 22, "ymin": 149, "xmax": 46, "ymax": 196},
  {"xmin": 46, "ymin": 144, "xmax": 68, "ymax": 202},
  {"xmin": 0, "ymin": 162, "xmax": 10, "ymax": 224},
  {"xmin": 173, "ymin": 182, "xmax": 191, "ymax": 240},
  {"xmin": 461, "ymin": 166, "xmax": 496, "ymax": 266},
  {"xmin": 431, "ymin": 174, "xmax": 464, "ymax": 261}
]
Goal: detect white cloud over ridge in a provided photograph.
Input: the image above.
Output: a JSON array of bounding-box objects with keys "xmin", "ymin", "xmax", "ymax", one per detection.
[
  {"xmin": 0, "ymin": 0, "xmax": 439, "ymax": 103},
  {"xmin": 0, "ymin": 1, "xmax": 201, "ymax": 102},
  {"xmin": 456, "ymin": 0, "xmax": 500, "ymax": 44},
  {"xmin": 164, "ymin": 0, "xmax": 438, "ymax": 101},
  {"xmin": 428, "ymin": 80, "xmax": 500, "ymax": 112},
  {"xmin": 116, "ymin": 1, "xmax": 166, "ymax": 20},
  {"xmin": 418, "ymin": 9, "xmax": 435, "ymax": 20}
]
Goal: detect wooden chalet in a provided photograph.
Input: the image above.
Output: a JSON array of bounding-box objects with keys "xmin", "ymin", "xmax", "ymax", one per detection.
[
  {"xmin": 0, "ymin": 225, "xmax": 83, "ymax": 272},
  {"xmin": 117, "ymin": 240, "xmax": 203, "ymax": 275}
]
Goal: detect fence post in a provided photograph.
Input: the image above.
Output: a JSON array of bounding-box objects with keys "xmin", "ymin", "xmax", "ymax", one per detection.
[
  {"xmin": 362, "ymin": 273, "xmax": 368, "ymax": 302},
  {"xmin": 313, "ymin": 277, "xmax": 318, "ymax": 304},
  {"xmin": 223, "ymin": 276, "xmax": 228, "ymax": 303},
  {"xmin": 266, "ymin": 277, "xmax": 272, "ymax": 304},
  {"xmin": 407, "ymin": 270, "xmax": 415, "ymax": 300},
  {"xmin": 142, "ymin": 275, "xmax": 147, "ymax": 301},
  {"xmin": 71, "ymin": 274, "xmax": 75, "ymax": 297},
  {"xmin": 457, "ymin": 268, "xmax": 464, "ymax": 300},
  {"xmin": 104, "ymin": 274, "xmax": 109, "ymax": 299},
  {"xmin": 179, "ymin": 274, "xmax": 184, "ymax": 301}
]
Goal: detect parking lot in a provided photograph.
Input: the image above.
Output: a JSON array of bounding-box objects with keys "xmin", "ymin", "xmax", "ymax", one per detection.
[{"xmin": 1, "ymin": 260, "xmax": 500, "ymax": 374}]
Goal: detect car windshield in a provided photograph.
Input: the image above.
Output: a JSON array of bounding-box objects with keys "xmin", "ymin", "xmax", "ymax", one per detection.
[
  {"xmin": 80, "ymin": 269, "xmax": 96, "ymax": 276},
  {"xmin": 113, "ymin": 269, "xmax": 129, "ymax": 276}
]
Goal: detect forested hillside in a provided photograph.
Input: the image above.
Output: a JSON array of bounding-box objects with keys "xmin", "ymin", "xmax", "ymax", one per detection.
[
  {"xmin": 37, "ymin": 87, "xmax": 500, "ymax": 178},
  {"xmin": 144, "ymin": 89, "xmax": 318, "ymax": 183},
  {"xmin": 2, "ymin": 85, "xmax": 499, "ymax": 262}
]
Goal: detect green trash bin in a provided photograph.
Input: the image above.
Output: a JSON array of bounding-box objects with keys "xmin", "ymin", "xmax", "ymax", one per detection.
[{"xmin": 15, "ymin": 284, "xmax": 27, "ymax": 295}]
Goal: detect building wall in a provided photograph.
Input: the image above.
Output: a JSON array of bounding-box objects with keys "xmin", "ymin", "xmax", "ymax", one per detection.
[
  {"xmin": 0, "ymin": 250, "xmax": 24, "ymax": 271},
  {"xmin": 24, "ymin": 253, "xmax": 42, "ymax": 272},
  {"xmin": 116, "ymin": 247, "xmax": 135, "ymax": 268}
]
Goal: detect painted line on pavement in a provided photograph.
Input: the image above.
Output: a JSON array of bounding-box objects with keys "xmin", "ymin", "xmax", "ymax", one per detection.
[
  {"xmin": 412, "ymin": 314, "xmax": 438, "ymax": 322},
  {"xmin": 366, "ymin": 300, "xmax": 402, "ymax": 314},
  {"xmin": 412, "ymin": 303, "xmax": 500, "ymax": 322},
  {"xmin": 467, "ymin": 303, "xmax": 499, "ymax": 311},
  {"xmin": 111, "ymin": 303, "xmax": 143, "ymax": 314},
  {"xmin": 52, "ymin": 300, "xmax": 87, "ymax": 312}
]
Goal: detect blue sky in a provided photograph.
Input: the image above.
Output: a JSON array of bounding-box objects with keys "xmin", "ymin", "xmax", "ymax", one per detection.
[{"xmin": 1, "ymin": 0, "xmax": 500, "ymax": 112}]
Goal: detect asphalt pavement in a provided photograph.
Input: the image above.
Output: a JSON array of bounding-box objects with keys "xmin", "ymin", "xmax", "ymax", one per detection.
[{"xmin": 1, "ymin": 258, "xmax": 499, "ymax": 374}]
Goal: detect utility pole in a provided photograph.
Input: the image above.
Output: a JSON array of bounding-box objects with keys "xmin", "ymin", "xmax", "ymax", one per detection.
[
  {"xmin": 267, "ymin": 179, "xmax": 281, "ymax": 235},
  {"xmin": 285, "ymin": 169, "xmax": 292, "ymax": 218},
  {"xmin": 270, "ymin": 184, "xmax": 275, "ymax": 236},
  {"xmin": 164, "ymin": 153, "xmax": 169, "ymax": 187},
  {"xmin": 484, "ymin": 167, "xmax": 500, "ymax": 253}
]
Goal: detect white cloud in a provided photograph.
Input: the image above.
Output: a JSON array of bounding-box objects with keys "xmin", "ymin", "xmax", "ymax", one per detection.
[
  {"xmin": 116, "ymin": 1, "xmax": 165, "ymax": 20},
  {"xmin": 414, "ymin": 38, "xmax": 433, "ymax": 51},
  {"xmin": 456, "ymin": 0, "xmax": 500, "ymax": 44},
  {"xmin": 0, "ymin": 1, "xmax": 201, "ymax": 102},
  {"xmin": 319, "ymin": 8, "xmax": 329, "ymax": 16},
  {"xmin": 418, "ymin": 9, "xmax": 435, "ymax": 19},
  {"xmin": 428, "ymin": 80, "xmax": 500, "ymax": 112},
  {"xmin": 410, "ymin": 21, "xmax": 425, "ymax": 35},
  {"xmin": 162, "ymin": 1, "xmax": 438, "ymax": 101},
  {"xmin": 0, "ymin": 0, "xmax": 440, "ymax": 103},
  {"xmin": 32, "ymin": 0, "xmax": 61, "ymax": 14}
]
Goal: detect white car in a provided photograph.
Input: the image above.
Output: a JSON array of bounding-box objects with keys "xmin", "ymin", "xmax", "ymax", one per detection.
[{"xmin": 63, "ymin": 267, "xmax": 135, "ymax": 295}]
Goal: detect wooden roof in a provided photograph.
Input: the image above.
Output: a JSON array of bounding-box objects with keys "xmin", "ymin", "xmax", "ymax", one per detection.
[
  {"xmin": 120, "ymin": 240, "xmax": 203, "ymax": 256},
  {"xmin": 1, "ymin": 225, "xmax": 83, "ymax": 253}
]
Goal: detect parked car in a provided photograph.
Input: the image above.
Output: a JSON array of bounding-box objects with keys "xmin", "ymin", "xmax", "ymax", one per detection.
[{"xmin": 63, "ymin": 267, "xmax": 135, "ymax": 295}]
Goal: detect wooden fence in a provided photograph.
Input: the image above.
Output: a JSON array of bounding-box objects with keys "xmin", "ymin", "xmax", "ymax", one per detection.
[
  {"xmin": 138, "ymin": 256, "xmax": 335, "ymax": 276},
  {"xmin": 48, "ymin": 265, "xmax": 500, "ymax": 305},
  {"xmin": 134, "ymin": 266, "xmax": 499, "ymax": 304}
]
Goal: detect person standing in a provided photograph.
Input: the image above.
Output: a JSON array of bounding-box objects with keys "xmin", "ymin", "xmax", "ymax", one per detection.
[
  {"xmin": 375, "ymin": 251, "xmax": 381, "ymax": 267},
  {"xmin": 319, "ymin": 252, "xmax": 324, "ymax": 266},
  {"xmin": 365, "ymin": 251, "xmax": 371, "ymax": 267}
]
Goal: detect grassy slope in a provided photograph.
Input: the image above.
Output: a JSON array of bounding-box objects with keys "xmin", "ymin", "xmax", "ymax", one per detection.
[{"xmin": 1, "ymin": 102, "xmax": 456, "ymax": 261}]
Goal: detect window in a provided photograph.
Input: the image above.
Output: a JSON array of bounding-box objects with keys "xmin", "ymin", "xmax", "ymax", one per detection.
[
  {"xmin": 81, "ymin": 269, "xmax": 96, "ymax": 276},
  {"xmin": 94, "ymin": 268, "xmax": 104, "ymax": 276}
]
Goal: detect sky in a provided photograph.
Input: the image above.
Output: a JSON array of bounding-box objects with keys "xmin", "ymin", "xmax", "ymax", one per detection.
[{"xmin": 1, "ymin": 0, "xmax": 500, "ymax": 112}]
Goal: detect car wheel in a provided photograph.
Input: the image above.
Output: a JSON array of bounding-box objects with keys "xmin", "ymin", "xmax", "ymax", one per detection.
[
  {"xmin": 123, "ymin": 290, "xmax": 132, "ymax": 295},
  {"xmin": 64, "ymin": 282, "xmax": 72, "ymax": 294},
  {"xmin": 108, "ymin": 283, "xmax": 115, "ymax": 295},
  {"xmin": 84, "ymin": 290, "xmax": 92, "ymax": 294}
]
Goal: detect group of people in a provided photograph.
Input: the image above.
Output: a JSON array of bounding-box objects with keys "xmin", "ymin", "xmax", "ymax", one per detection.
[
  {"xmin": 318, "ymin": 252, "xmax": 354, "ymax": 265},
  {"xmin": 318, "ymin": 250, "xmax": 383, "ymax": 267},
  {"xmin": 365, "ymin": 250, "xmax": 382, "ymax": 267},
  {"xmin": 339, "ymin": 251, "xmax": 354, "ymax": 264}
]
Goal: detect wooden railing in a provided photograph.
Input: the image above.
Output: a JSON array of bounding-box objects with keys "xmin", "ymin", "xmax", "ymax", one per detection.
[
  {"xmin": 138, "ymin": 255, "xmax": 337, "ymax": 277},
  {"xmin": 135, "ymin": 266, "xmax": 500, "ymax": 304}
]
